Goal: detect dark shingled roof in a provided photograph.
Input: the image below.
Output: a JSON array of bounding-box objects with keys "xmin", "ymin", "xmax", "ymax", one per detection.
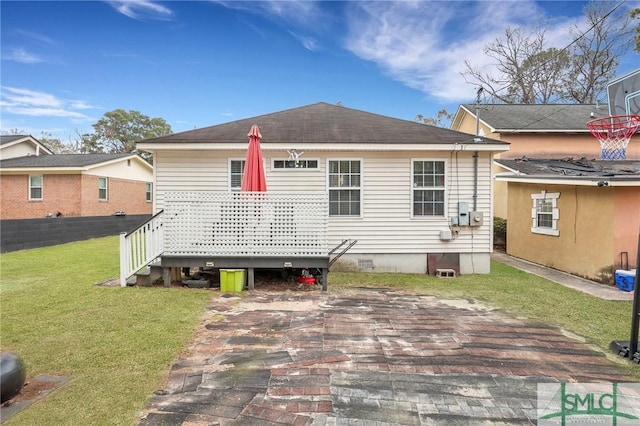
[
  {"xmin": 140, "ymin": 102, "xmax": 507, "ymax": 145},
  {"xmin": 496, "ymin": 157, "xmax": 640, "ymax": 177},
  {"xmin": 0, "ymin": 135, "xmax": 30, "ymax": 145},
  {"xmin": 0, "ymin": 153, "xmax": 134, "ymax": 168},
  {"xmin": 462, "ymin": 104, "xmax": 608, "ymax": 132}
]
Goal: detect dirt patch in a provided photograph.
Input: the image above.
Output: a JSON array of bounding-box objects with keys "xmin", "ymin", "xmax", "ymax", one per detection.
[
  {"xmin": 96, "ymin": 277, "xmax": 120, "ymax": 287},
  {"xmin": 5, "ymin": 377, "xmax": 58, "ymax": 404},
  {"xmin": 0, "ymin": 375, "xmax": 70, "ymax": 422}
]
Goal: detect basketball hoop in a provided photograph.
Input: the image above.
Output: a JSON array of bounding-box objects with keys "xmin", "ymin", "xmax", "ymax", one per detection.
[{"xmin": 587, "ymin": 115, "xmax": 640, "ymax": 160}]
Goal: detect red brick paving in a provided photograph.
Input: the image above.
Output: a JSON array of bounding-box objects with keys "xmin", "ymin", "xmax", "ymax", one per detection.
[{"xmin": 139, "ymin": 288, "xmax": 636, "ymax": 425}]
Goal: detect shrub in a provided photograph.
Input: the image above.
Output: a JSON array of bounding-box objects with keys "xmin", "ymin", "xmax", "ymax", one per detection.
[{"xmin": 493, "ymin": 217, "xmax": 507, "ymax": 250}]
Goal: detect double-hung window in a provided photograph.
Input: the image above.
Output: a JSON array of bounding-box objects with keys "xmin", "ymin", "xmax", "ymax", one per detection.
[
  {"xmin": 29, "ymin": 175, "xmax": 43, "ymax": 200},
  {"xmin": 230, "ymin": 160, "xmax": 245, "ymax": 191},
  {"xmin": 98, "ymin": 177, "xmax": 108, "ymax": 201},
  {"xmin": 146, "ymin": 182, "xmax": 152, "ymax": 202},
  {"xmin": 412, "ymin": 160, "xmax": 445, "ymax": 216},
  {"xmin": 531, "ymin": 191, "xmax": 560, "ymax": 236},
  {"xmin": 328, "ymin": 160, "xmax": 361, "ymax": 216}
]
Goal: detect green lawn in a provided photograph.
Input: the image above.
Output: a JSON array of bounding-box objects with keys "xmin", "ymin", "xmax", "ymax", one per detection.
[
  {"xmin": 1, "ymin": 238, "xmax": 638, "ymax": 425},
  {"xmin": 0, "ymin": 236, "xmax": 211, "ymax": 425}
]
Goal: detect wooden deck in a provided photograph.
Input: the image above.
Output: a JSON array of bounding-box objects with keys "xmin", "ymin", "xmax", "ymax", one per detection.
[{"xmin": 121, "ymin": 191, "xmax": 330, "ymax": 289}]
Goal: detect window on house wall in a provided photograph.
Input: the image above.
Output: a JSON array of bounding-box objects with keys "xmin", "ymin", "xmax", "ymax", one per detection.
[
  {"xmin": 273, "ymin": 159, "xmax": 319, "ymax": 169},
  {"xmin": 98, "ymin": 177, "xmax": 108, "ymax": 201},
  {"xmin": 230, "ymin": 160, "xmax": 245, "ymax": 191},
  {"xmin": 531, "ymin": 191, "xmax": 560, "ymax": 236},
  {"xmin": 29, "ymin": 175, "xmax": 43, "ymax": 200},
  {"xmin": 146, "ymin": 182, "xmax": 152, "ymax": 202},
  {"xmin": 412, "ymin": 160, "xmax": 445, "ymax": 216},
  {"xmin": 328, "ymin": 160, "xmax": 361, "ymax": 216}
]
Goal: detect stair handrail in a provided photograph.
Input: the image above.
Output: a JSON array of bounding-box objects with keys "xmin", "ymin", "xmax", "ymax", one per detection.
[
  {"xmin": 124, "ymin": 209, "xmax": 164, "ymax": 237},
  {"xmin": 119, "ymin": 210, "xmax": 165, "ymax": 287}
]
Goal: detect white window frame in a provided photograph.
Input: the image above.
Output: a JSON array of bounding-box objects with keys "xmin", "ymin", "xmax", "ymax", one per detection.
[
  {"xmin": 327, "ymin": 158, "xmax": 362, "ymax": 218},
  {"xmin": 229, "ymin": 159, "xmax": 245, "ymax": 191},
  {"xmin": 98, "ymin": 177, "xmax": 108, "ymax": 201},
  {"xmin": 146, "ymin": 182, "xmax": 152, "ymax": 202},
  {"xmin": 272, "ymin": 158, "xmax": 319, "ymax": 170},
  {"xmin": 29, "ymin": 175, "xmax": 43, "ymax": 200},
  {"xmin": 531, "ymin": 191, "xmax": 560, "ymax": 236},
  {"xmin": 411, "ymin": 159, "xmax": 447, "ymax": 218}
]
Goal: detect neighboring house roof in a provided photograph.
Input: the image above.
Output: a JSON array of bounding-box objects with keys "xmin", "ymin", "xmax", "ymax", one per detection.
[
  {"xmin": 0, "ymin": 135, "xmax": 28, "ymax": 145},
  {"xmin": 138, "ymin": 102, "xmax": 509, "ymax": 149},
  {"xmin": 495, "ymin": 157, "xmax": 640, "ymax": 186},
  {"xmin": 0, "ymin": 134, "xmax": 54, "ymax": 155},
  {"xmin": 0, "ymin": 153, "xmax": 151, "ymax": 171},
  {"xmin": 454, "ymin": 104, "xmax": 609, "ymax": 133}
]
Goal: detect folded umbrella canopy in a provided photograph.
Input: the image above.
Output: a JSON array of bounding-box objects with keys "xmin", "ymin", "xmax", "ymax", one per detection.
[{"xmin": 241, "ymin": 124, "xmax": 267, "ymax": 192}]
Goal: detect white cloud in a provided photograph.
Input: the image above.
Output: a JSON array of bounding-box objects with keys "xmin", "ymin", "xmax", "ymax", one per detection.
[
  {"xmin": 69, "ymin": 100, "xmax": 94, "ymax": 110},
  {"xmin": 211, "ymin": 0, "xmax": 322, "ymax": 25},
  {"xmin": 211, "ymin": 0, "xmax": 327, "ymax": 51},
  {"xmin": 4, "ymin": 107, "xmax": 90, "ymax": 119},
  {"xmin": 2, "ymin": 87, "xmax": 62, "ymax": 108},
  {"xmin": 209, "ymin": 0, "xmax": 590, "ymax": 104},
  {"xmin": 107, "ymin": 0, "xmax": 173, "ymax": 20},
  {"xmin": 261, "ymin": 0, "xmax": 322, "ymax": 25},
  {"xmin": 2, "ymin": 48, "xmax": 44, "ymax": 64},
  {"xmin": 14, "ymin": 29, "xmax": 57, "ymax": 46},
  {"xmin": 288, "ymin": 31, "xmax": 318, "ymax": 51},
  {"xmin": 342, "ymin": 0, "xmax": 582, "ymax": 102},
  {"xmin": 1, "ymin": 87, "xmax": 93, "ymax": 120}
]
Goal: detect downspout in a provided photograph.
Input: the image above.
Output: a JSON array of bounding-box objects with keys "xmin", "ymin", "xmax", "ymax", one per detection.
[
  {"xmin": 473, "ymin": 87, "xmax": 483, "ymax": 211},
  {"xmin": 472, "ymin": 151, "xmax": 478, "ymax": 211}
]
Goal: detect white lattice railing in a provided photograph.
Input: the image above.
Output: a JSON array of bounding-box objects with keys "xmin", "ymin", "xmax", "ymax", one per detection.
[
  {"xmin": 119, "ymin": 211, "xmax": 164, "ymax": 287},
  {"xmin": 163, "ymin": 191, "xmax": 329, "ymax": 257}
]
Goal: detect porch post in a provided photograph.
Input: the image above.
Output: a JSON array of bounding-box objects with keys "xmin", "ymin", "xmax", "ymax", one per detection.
[
  {"xmin": 321, "ymin": 268, "xmax": 328, "ymax": 292},
  {"xmin": 247, "ymin": 267, "xmax": 255, "ymax": 290},
  {"xmin": 162, "ymin": 267, "xmax": 171, "ymax": 288}
]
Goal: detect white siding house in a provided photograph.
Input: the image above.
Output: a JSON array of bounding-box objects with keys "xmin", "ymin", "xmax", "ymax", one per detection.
[
  {"xmin": 0, "ymin": 135, "xmax": 54, "ymax": 159},
  {"xmin": 134, "ymin": 103, "xmax": 509, "ymax": 284}
]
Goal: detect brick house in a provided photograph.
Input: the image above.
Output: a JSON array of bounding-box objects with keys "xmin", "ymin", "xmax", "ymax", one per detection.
[{"xmin": 1, "ymin": 135, "xmax": 153, "ymax": 219}]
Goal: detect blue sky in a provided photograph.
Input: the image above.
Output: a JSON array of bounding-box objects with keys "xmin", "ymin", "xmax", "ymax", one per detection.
[{"xmin": 1, "ymin": 0, "xmax": 639, "ymax": 141}]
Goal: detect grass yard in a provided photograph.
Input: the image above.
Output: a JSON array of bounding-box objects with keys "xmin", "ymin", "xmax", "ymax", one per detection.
[
  {"xmin": 1, "ymin": 237, "xmax": 638, "ymax": 425},
  {"xmin": 0, "ymin": 236, "xmax": 211, "ymax": 425}
]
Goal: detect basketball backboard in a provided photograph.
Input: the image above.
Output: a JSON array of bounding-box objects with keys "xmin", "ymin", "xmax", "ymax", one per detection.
[{"xmin": 607, "ymin": 68, "xmax": 640, "ymax": 116}]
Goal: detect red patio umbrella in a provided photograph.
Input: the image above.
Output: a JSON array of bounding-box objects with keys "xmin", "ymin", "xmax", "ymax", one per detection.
[{"xmin": 241, "ymin": 124, "xmax": 267, "ymax": 192}]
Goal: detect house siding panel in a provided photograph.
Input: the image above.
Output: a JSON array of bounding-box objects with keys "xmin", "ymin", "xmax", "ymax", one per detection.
[
  {"xmin": 1, "ymin": 144, "xmax": 39, "ymax": 159},
  {"xmin": 325, "ymin": 151, "xmax": 491, "ymax": 254},
  {"xmin": 154, "ymin": 149, "xmax": 493, "ymax": 256},
  {"xmin": 88, "ymin": 159, "xmax": 152, "ymax": 181}
]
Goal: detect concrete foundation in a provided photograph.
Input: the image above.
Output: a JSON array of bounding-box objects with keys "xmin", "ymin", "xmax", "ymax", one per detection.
[{"xmin": 332, "ymin": 252, "xmax": 491, "ymax": 275}]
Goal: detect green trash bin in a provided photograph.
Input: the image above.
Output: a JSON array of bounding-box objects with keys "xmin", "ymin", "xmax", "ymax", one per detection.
[{"xmin": 220, "ymin": 269, "xmax": 245, "ymax": 292}]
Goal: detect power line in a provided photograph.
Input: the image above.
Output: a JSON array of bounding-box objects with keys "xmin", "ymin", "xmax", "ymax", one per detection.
[
  {"xmin": 487, "ymin": 1, "xmax": 627, "ymax": 103},
  {"xmin": 473, "ymin": 1, "xmax": 628, "ymax": 132}
]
